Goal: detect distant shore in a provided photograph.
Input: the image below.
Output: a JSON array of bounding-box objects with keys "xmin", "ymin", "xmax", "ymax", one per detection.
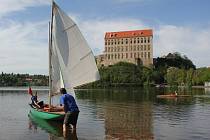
[
  {"xmin": 0, "ymin": 85, "xmax": 210, "ymax": 92},
  {"xmin": 162, "ymin": 85, "xmax": 210, "ymax": 89}
]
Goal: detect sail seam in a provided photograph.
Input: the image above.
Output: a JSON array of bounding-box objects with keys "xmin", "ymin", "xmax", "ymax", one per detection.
[
  {"xmin": 68, "ymin": 51, "xmax": 92, "ymax": 71},
  {"xmin": 71, "ymin": 69, "xmax": 99, "ymax": 87},
  {"xmin": 63, "ymin": 24, "xmax": 76, "ymax": 32},
  {"xmin": 80, "ymin": 51, "xmax": 92, "ymax": 61}
]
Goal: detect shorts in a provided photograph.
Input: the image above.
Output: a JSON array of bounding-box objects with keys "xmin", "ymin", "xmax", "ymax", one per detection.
[
  {"xmin": 38, "ymin": 101, "xmax": 44, "ymax": 108},
  {"xmin": 63, "ymin": 111, "xmax": 79, "ymax": 126}
]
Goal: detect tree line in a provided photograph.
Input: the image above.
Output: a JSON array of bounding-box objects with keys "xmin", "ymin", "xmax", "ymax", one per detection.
[
  {"xmin": 0, "ymin": 72, "xmax": 48, "ymax": 86},
  {"xmin": 79, "ymin": 52, "xmax": 210, "ymax": 88},
  {"xmin": 1, "ymin": 52, "xmax": 209, "ymax": 88}
]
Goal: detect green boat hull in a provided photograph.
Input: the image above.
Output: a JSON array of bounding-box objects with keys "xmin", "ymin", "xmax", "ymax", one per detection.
[
  {"xmin": 30, "ymin": 107, "xmax": 65, "ymax": 121},
  {"xmin": 28, "ymin": 112, "xmax": 63, "ymax": 136}
]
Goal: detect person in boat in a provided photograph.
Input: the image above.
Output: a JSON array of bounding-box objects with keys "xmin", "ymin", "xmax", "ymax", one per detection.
[
  {"xmin": 59, "ymin": 88, "xmax": 80, "ymax": 132},
  {"xmin": 31, "ymin": 92, "xmax": 44, "ymax": 109},
  {"xmin": 174, "ymin": 91, "xmax": 178, "ymax": 96}
]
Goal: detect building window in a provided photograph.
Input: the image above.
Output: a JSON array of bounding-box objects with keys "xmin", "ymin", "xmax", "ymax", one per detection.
[
  {"xmin": 121, "ymin": 53, "xmax": 123, "ymax": 59},
  {"xmin": 141, "ymin": 45, "xmax": 143, "ymax": 51},
  {"xmin": 115, "ymin": 54, "xmax": 117, "ymax": 59},
  {"xmin": 126, "ymin": 53, "xmax": 128, "ymax": 58},
  {"xmin": 144, "ymin": 52, "xmax": 147, "ymax": 58},
  {"xmin": 141, "ymin": 38, "xmax": 143, "ymax": 43},
  {"xmin": 121, "ymin": 46, "xmax": 124, "ymax": 52},
  {"xmin": 141, "ymin": 52, "xmax": 143, "ymax": 58},
  {"xmin": 148, "ymin": 45, "xmax": 150, "ymax": 50},
  {"xmin": 134, "ymin": 53, "xmax": 136, "ymax": 58},
  {"xmin": 144, "ymin": 38, "xmax": 147, "ymax": 43},
  {"xmin": 144, "ymin": 45, "xmax": 146, "ymax": 51},
  {"xmin": 108, "ymin": 54, "xmax": 110, "ymax": 59},
  {"xmin": 118, "ymin": 53, "xmax": 120, "ymax": 59},
  {"xmin": 130, "ymin": 53, "xmax": 133, "ymax": 58},
  {"xmin": 148, "ymin": 52, "xmax": 150, "ymax": 58}
]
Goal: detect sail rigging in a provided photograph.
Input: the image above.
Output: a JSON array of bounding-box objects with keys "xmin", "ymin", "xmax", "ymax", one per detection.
[
  {"xmin": 50, "ymin": 2, "xmax": 100, "ymax": 96},
  {"xmin": 29, "ymin": 1, "xmax": 99, "ymax": 120}
]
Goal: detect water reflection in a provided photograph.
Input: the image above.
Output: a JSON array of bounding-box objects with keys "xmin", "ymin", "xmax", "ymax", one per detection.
[
  {"xmin": 77, "ymin": 88, "xmax": 155, "ymax": 140},
  {"xmin": 205, "ymin": 88, "xmax": 210, "ymax": 94},
  {"xmin": 28, "ymin": 113, "xmax": 78, "ymax": 140},
  {"xmin": 1, "ymin": 87, "xmax": 210, "ymax": 140},
  {"xmin": 103, "ymin": 102, "xmax": 154, "ymax": 139}
]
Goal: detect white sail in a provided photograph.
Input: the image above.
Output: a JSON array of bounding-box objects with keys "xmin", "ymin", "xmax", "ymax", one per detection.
[
  {"xmin": 51, "ymin": 3, "xmax": 100, "ymax": 94},
  {"xmin": 51, "ymin": 39, "xmax": 62, "ymax": 94}
]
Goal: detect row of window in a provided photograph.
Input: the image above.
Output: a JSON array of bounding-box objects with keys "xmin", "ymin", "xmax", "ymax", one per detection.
[
  {"xmin": 105, "ymin": 45, "xmax": 151, "ymax": 52},
  {"xmin": 106, "ymin": 52, "xmax": 151, "ymax": 60},
  {"xmin": 105, "ymin": 37, "xmax": 152, "ymax": 45}
]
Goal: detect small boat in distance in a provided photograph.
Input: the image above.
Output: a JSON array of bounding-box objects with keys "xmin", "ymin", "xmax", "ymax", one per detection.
[
  {"xmin": 29, "ymin": 1, "xmax": 100, "ymax": 121},
  {"xmin": 157, "ymin": 93, "xmax": 191, "ymax": 98}
]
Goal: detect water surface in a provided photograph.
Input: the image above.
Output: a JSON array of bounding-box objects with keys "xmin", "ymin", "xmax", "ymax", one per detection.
[{"xmin": 0, "ymin": 87, "xmax": 210, "ymax": 140}]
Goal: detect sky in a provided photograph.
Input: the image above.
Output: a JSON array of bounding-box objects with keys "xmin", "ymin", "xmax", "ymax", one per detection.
[{"xmin": 0, "ymin": 0, "xmax": 210, "ymax": 74}]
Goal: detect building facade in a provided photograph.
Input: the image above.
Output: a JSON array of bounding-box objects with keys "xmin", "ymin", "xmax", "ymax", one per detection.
[{"xmin": 101, "ymin": 29, "xmax": 153, "ymax": 67}]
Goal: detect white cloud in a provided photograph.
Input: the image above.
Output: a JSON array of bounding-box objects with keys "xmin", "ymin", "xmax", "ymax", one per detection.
[
  {"xmin": 0, "ymin": 20, "xmax": 49, "ymax": 74},
  {"xmin": 76, "ymin": 17, "xmax": 150, "ymax": 54},
  {"xmin": 73, "ymin": 16, "xmax": 210, "ymax": 68},
  {"xmin": 0, "ymin": 0, "xmax": 50, "ymax": 18},
  {"xmin": 1, "ymin": 12, "xmax": 209, "ymax": 74},
  {"xmin": 155, "ymin": 25, "xmax": 210, "ymax": 67}
]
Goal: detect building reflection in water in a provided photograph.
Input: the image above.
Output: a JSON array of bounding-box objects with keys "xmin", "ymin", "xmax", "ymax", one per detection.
[
  {"xmin": 77, "ymin": 88, "xmax": 154, "ymax": 140},
  {"xmin": 205, "ymin": 88, "xmax": 210, "ymax": 94},
  {"xmin": 103, "ymin": 102, "xmax": 154, "ymax": 140}
]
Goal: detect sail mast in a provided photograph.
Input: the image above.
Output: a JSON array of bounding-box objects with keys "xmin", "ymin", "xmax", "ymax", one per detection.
[{"xmin": 48, "ymin": 0, "xmax": 54, "ymax": 108}]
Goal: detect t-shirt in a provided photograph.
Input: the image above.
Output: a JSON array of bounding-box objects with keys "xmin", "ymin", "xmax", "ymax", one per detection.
[
  {"xmin": 60, "ymin": 94, "xmax": 79, "ymax": 113},
  {"xmin": 31, "ymin": 96, "xmax": 38, "ymax": 105}
]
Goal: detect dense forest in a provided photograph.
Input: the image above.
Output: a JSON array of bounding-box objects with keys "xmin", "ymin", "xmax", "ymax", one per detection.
[
  {"xmin": 80, "ymin": 52, "xmax": 210, "ymax": 88},
  {"xmin": 0, "ymin": 73, "xmax": 48, "ymax": 86},
  {"xmin": 0, "ymin": 52, "xmax": 210, "ymax": 88}
]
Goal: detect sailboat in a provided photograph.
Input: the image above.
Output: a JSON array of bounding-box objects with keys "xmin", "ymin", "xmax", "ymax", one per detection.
[{"xmin": 29, "ymin": 1, "xmax": 100, "ymax": 120}]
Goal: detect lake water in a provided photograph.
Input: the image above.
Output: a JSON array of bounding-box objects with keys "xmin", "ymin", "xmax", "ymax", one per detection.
[{"xmin": 0, "ymin": 87, "xmax": 210, "ymax": 140}]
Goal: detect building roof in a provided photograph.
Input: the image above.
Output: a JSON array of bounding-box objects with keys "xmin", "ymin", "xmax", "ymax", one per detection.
[{"xmin": 105, "ymin": 29, "xmax": 153, "ymax": 39}]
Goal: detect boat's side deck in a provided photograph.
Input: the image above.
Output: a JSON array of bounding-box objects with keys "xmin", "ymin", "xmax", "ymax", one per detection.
[{"xmin": 49, "ymin": 111, "xmax": 65, "ymax": 115}]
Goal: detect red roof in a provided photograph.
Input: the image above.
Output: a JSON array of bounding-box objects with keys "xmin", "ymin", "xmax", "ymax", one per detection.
[{"xmin": 105, "ymin": 29, "xmax": 153, "ymax": 39}]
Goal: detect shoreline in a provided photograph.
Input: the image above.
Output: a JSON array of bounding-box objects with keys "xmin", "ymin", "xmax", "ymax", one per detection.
[{"xmin": 0, "ymin": 85, "xmax": 210, "ymax": 91}]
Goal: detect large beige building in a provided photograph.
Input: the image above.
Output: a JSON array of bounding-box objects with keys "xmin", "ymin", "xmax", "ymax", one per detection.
[{"xmin": 100, "ymin": 29, "xmax": 153, "ymax": 67}]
